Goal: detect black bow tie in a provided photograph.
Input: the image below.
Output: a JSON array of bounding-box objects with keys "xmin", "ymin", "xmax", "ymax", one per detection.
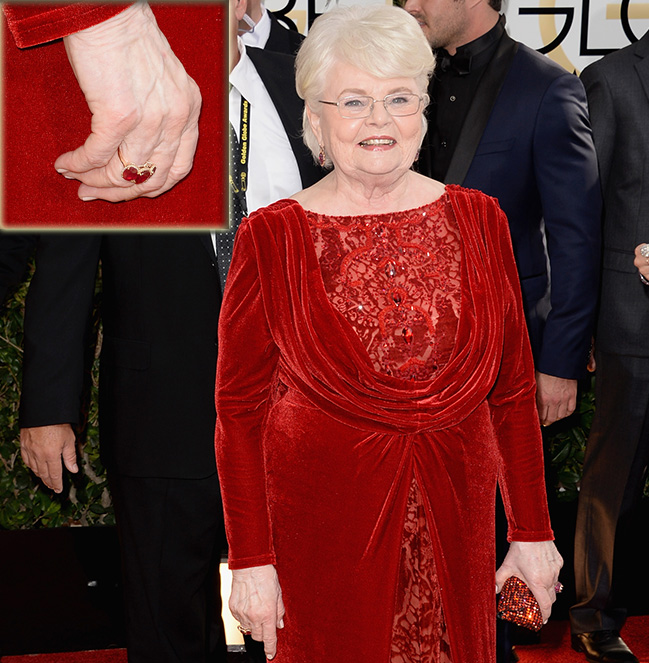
[{"xmin": 436, "ymin": 48, "xmax": 472, "ymax": 76}]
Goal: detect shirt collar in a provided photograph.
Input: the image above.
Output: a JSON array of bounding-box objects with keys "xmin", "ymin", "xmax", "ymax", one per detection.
[
  {"xmin": 435, "ymin": 14, "xmax": 506, "ymax": 76},
  {"xmin": 241, "ymin": 7, "xmax": 272, "ymax": 49}
]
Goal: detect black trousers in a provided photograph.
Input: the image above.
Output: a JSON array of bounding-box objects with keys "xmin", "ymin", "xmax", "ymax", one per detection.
[
  {"xmin": 109, "ymin": 471, "xmax": 228, "ymax": 662},
  {"xmin": 570, "ymin": 351, "xmax": 649, "ymax": 633}
]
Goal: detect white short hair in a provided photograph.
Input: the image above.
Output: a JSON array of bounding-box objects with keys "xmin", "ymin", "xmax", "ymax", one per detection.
[{"xmin": 295, "ymin": 4, "xmax": 436, "ymax": 167}]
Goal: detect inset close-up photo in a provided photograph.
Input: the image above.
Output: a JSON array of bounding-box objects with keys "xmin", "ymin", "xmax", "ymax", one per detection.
[{"xmin": 2, "ymin": 2, "xmax": 226, "ymax": 229}]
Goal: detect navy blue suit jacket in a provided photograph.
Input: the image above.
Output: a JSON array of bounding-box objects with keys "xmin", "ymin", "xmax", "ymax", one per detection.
[{"xmin": 440, "ymin": 36, "xmax": 601, "ymax": 379}]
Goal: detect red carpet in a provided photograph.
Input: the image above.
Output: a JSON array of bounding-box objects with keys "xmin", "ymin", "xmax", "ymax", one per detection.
[
  {"xmin": 1, "ymin": 616, "xmax": 648, "ymax": 662},
  {"xmin": 516, "ymin": 615, "xmax": 649, "ymax": 662},
  {"xmin": 0, "ymin": 653, "xmax": 126, "ymax": 663}
]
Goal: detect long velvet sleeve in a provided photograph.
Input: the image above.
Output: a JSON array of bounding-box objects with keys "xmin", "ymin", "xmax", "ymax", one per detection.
[
  {"xmin": 487, "ymin": 207, "xmax": 554, "ymax": 543},
  {"xmin": 215, "ymin": 222, "xmax": 280, "ymax": 570},
  {"xmin": 3, "ymin": 4, "xmax": 129, "ymax": 47},
  {"xmin": 20, "ymin": 236, "xmax": 101, "ymax": 428}
]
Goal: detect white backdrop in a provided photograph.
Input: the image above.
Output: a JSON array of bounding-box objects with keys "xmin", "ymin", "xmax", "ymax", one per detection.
[{"xmin": 265, "ymin": 0, "xmax": 649, "ymax": 72}]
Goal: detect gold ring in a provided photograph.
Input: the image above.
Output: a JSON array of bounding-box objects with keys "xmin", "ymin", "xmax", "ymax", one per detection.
[{"xmin": 118, "ymin": 146, "xmax": 156, "ymax": 184}]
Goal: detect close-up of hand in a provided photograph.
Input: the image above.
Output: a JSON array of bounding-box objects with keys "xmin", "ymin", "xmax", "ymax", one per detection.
[
  {"xmin": 20, "ymin": 423, "xmax": 78, "ymax": 493},
  {"xmin": 496, "ymin": 540, "xmax": 564, "ymax": 624},
  {"xmin": 230, "ymin": 564, "xmax": 285, "ymax": 660},
  {"xmin": 58, "ymin": 3, "xmax": 202, "ymax": 202}
]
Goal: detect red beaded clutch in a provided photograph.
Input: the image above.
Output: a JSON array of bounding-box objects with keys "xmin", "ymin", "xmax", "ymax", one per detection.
[{"xmin": 497, "ymin": 576, "xmax": 543, "ymax": 632}]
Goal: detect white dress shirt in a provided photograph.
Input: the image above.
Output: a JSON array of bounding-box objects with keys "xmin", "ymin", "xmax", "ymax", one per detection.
[
  {"xmin": 229, "ymin": 38, "xmax": 303, "ymax": 215},
  {"xmin": 240, "ymin": 7, "xmax": 271, "ymax": 49}
]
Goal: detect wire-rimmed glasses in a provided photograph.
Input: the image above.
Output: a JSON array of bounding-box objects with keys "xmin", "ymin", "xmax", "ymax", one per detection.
[{"xmin": 319, "ymin": 93, "xmax": 425, "ymax": 119}]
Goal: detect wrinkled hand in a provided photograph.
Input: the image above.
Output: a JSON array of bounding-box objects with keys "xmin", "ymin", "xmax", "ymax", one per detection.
[
  {"xmin": 496, "ymin": 540, "xmax": 563, "ymax": 623},
  {"xmin": 230, "ymin": 564, "xmax": 285, "ymax": 660},
  {"xmin": 535, "ymin": 372, "xmax": 577, "ymax": 426},
  {"xmin": 634, "ymin": 244, "xmax": 649, "ymax": 285},
  {"xmin": 20, "ymin": 424, "xmax": 78, "ymax": 493},
  {"xmin": 58, "ymin": 3, "xmax": 201, "ymax": 202}
]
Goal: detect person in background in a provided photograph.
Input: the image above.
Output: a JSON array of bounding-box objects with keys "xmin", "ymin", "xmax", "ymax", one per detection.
[
  {"xmin": 403, "ymin": 0, "xmax": 601, "ymax": 658},
  {"xmin": 13, "ymin": 4, "xmax": 228, "ymax": 661},
  {"xmin": 223, "ymin": 0, "xmax": 323, "ymax": 288},
  {"xmin": 570, "ymin": 31, "xmax": 649, "ymax": 663},
  {"xmin": 216, "ymin": 6, "xmax": 562, "ymax": 662},
  {"xmin": 238, "ymin": 0, "xmax": 304, "ymax": 55}
]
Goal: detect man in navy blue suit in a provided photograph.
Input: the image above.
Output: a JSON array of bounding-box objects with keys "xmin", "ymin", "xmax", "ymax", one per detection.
[
  {"xmin": 406, "ymin": 0, "xmax": 600, "ymax": 425},
  {"xmin": 404, "ymin": 0, "xmax": 601, "ymax": 659}
]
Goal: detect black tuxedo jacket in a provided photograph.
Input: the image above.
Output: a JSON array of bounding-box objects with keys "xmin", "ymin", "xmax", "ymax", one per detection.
[
  {"xmin": 247, "ymin": 46, "xmax": 322, "ymax": 189},
  {"xmin": 580, "ymin": 31, "xmax": 649, "ymax": 357},
  {"xmin": 21, "ymin": 234, "xmax": 221, "ymax": 479},
  {"xmin": 265, "ymin": 11, "xmax": 304, "ymax": 56},
  {"xmin": 0, "ymin": 232, "xmax": 37, "ymax": 305},
  {"xmin": 422, "ymin": 32, "xmax": 601, "ymax": 379}
]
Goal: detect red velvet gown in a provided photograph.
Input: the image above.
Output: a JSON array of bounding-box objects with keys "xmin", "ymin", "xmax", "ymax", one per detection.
[{"xmin": 215, "ymin": 185, "xmax": 553, "ymax": 663}]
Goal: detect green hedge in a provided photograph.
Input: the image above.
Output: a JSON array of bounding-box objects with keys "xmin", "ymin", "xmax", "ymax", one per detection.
[
  {"xmin": 0, "ymin": 264, "xmax": 114, "ymax": 529},
  {"xmin": 0, "ymin": 265, "xmax": 643, "ymax": 530}
]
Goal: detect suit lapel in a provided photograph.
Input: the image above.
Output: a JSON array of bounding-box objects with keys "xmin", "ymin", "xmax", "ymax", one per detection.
[
  {"xmin": 200, "ymin": 233, "xmax": 216, "ymax": 262},
  {"xmin": 445, "ymin": 34, "xmax": 519, "ymax": 185}
]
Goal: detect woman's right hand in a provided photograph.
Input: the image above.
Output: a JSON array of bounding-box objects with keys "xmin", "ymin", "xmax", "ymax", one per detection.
[
  {"xmin": 230, "ymin": 564, "xmax": 285, "ymax": 660},
  {"xmin": 59, "ymin": 3, "xmax": 201, "ymax": 202}
]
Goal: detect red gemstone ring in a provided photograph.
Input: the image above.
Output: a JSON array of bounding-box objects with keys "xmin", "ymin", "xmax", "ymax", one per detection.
[{"xmin": 118, "ymin": 147, "xmax": 156, "ymax": 184}]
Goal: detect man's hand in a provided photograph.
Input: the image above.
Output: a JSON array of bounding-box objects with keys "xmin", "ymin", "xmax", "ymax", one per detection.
[
  {"xmin": 20, "ymin": 424, "xmax": 78, "ymax": 493},
  {"xmin": 634, "ymin": 243, "xmax": 649, "ymax": 284},
  {"xmin": 535, "ymin": 372, "xmax": 577, "ymax": 426},
  {"xmin": 57, "ymin": 3, "xmax": 201, "ymax": 202}
]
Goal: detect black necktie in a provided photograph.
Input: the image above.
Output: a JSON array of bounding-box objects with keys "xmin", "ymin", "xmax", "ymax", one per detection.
[{"xmin": 217, "ymin": 121, "xmax": 249, "ymax": 292}]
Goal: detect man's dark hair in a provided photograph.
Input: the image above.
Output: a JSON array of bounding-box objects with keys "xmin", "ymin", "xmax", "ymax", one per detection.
[{"xmin": 488, "ymin": 0, "xmax": 502, "ymax": 12}]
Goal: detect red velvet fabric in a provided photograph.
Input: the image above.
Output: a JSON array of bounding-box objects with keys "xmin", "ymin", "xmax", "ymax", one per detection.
[
  {"xmin": 2, "ymin": 3, "xmax": 225, "ymax": 228},
  {"xmin": 215, "ymin": 186, "xmax": 553, "ymax": 663}
]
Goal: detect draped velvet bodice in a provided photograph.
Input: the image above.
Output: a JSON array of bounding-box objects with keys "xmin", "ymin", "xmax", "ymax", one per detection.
[{"xmin": 306, "ymin": 195, "xmax": 461, "ymax": 382}]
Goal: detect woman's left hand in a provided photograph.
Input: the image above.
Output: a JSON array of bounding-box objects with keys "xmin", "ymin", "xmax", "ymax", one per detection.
[
  {"xmin": 633, "ymin": 244, "xmax": 649, "ymax": 285},
  {"xmin": 495, "ymin": 540, "xmax": 563, "ymax": 623}
]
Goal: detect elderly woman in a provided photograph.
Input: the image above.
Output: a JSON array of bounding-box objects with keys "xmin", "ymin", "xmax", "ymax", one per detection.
[{"xmin": 216, "ymin": 5, "xmax": 562, "ymax": 662}]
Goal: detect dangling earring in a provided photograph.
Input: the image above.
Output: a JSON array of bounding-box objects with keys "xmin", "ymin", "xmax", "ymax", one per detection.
[{"xmin": 318, "ymin": 145, "xmax": 326, "ymax": 167}]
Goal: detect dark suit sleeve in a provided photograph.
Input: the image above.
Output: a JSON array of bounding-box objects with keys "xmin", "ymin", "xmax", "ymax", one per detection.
[
  {"xmin": 532, "ymin": 73, "xmax": 601, "ymax": 378},
  {"xmin": 0, "ymin": 232, "xmax": 37, "ymax": 305},
  {"xmin": 20, "ymin": 235, "xmax": 101, "ymax": 428},
  {"xmin": 579, "ymin": 65, "xmax": 616, "ymax": 197}
]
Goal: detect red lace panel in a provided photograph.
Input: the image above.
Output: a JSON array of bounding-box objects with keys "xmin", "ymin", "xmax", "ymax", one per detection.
[
  {"xmin": 307, "ymin": 196, "xmax": 461, "ymax": 381},
  {"xmin": 391, "ymin": 479, "xmax": 453, "ymax": 663},
  {"xmin": 307, "ymin": 196, "xmax": 458, "ymax": 661}
]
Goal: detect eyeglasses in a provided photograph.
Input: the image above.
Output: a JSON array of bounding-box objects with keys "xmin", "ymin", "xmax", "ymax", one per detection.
[{"xmin": 319, "ymin": 93, "xmax": 425, "ymax": 118}]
